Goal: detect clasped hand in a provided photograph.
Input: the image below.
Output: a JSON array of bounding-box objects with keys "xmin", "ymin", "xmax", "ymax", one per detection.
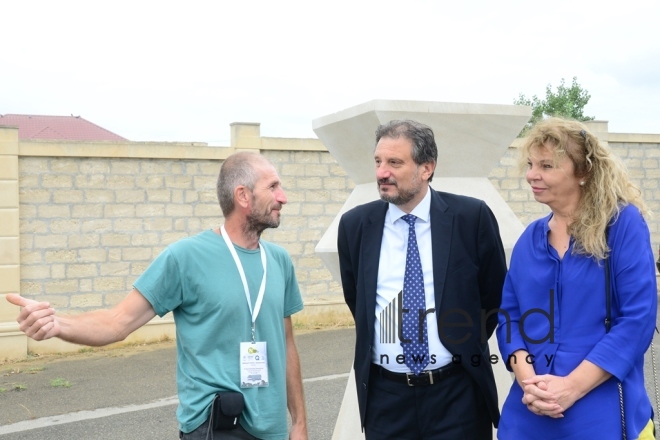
[{"xmin": 521, "ymin": 374, "xmax": 580, "ymax": 418}]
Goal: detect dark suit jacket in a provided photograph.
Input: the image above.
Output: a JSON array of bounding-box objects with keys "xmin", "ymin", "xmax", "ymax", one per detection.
[{"xmin": 337, "ymin": 188, "xmax": 506, "ymax": 428}]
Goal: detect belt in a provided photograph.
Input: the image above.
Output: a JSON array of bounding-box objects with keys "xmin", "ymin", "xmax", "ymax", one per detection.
[{"xmin": 372, "ymin": 362, "xmax": 461, "ymax": 386}]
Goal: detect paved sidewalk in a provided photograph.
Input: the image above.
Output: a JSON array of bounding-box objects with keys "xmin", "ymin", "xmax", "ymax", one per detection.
[{"xmin": 0, "ymin": 327, "xmax": 356, "ymax": 440}]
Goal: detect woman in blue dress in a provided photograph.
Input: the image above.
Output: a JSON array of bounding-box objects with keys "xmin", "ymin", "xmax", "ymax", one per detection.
[{"xmin": 496, "ymin": 117, "xmax": 657, "ymax": 439}]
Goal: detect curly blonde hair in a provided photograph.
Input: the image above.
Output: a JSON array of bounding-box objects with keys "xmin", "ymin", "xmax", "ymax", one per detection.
[{"xmin": 519, "ymin": 117, "xmax": 649, "ymax": 260}]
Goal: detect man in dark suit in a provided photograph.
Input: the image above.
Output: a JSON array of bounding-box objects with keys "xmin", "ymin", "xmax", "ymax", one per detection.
[{"xmin": 337, "ymin": 120, "xmax": 506, "ymax": 439}]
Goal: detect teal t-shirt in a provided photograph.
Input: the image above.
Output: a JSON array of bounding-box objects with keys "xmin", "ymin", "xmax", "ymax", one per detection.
[{"xmin": 133, "ymin": 229, "xmax": 303, "ymax": 439}]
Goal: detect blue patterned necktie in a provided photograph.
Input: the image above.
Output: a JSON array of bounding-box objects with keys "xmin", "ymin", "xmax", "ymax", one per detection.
[{"xmin": 400, "ymin": 214, "xmax": 430, "ymax": 375}]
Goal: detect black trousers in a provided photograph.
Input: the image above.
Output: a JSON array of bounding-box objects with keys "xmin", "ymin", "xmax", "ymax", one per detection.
[{"xmin": 365, "ymin": 364, "xmax": 492, "ymax": 440}]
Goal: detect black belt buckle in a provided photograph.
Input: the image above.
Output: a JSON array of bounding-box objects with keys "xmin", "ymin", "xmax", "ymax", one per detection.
[{"xmin": 405, "ymin": 370, "xmax": 433, "ymax": 386}]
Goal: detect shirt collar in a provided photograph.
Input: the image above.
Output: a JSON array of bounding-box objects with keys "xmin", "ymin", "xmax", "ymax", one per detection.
[{"xmin": 386, "ymin": 187, "xmax": 432, "ymax": 225}]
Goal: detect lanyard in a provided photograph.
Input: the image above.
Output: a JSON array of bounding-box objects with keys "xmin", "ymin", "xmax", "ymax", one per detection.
[{"xmin": 220, "ymin": 225, "xmax": 267, "ymax": 343}]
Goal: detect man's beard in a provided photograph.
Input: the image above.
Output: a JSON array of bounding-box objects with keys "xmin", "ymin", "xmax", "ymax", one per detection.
[
  {"xmin": 245, "ymin": 205, "xmax": 280, "ymax": 237},
  {"xmin": 377, "ymin": 177, "xmax": 420, "ymax": 206}
]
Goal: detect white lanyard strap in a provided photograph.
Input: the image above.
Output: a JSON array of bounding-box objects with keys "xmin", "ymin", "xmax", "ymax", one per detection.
[{"xmin": 220, "ymin": 225, "xmax": 267, "ymax": 342}]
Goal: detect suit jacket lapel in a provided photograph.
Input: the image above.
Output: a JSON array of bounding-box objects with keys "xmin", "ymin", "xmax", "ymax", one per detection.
[
  {"xmin": 363, "ymin": 202, "xmax": 388, "ymax": 336},
  {"xmin": 430, "ymin": 189, "xmax": 452, "ymax": 309}
]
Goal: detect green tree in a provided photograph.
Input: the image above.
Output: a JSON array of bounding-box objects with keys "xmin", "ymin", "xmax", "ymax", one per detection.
[{"xmin": 514, "ymin": 77, "xmax": 595, "ymax": 136}]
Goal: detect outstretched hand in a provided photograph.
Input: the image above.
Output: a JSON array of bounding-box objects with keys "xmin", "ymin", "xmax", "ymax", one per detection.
[{"xmin": 5, "ymin": 294, "xmax": 61, "ymax": 340}]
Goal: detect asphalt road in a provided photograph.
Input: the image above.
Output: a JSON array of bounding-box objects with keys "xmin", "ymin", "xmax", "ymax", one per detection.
[{"xmin": 0, "ymin": 327, "xmax": 356, "ymax": 440}]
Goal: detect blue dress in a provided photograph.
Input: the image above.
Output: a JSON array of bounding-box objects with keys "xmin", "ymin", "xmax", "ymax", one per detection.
[{"xmin": 496, "ymin": 205, "xmax": 657, "ymax": 439}]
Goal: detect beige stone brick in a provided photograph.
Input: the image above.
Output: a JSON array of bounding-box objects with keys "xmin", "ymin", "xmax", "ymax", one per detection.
[
  {"xmin": 500, "ymin": 179, "xmax": 520, "ymax": 190},
  {"xmin": 82, "ymin": 219, "xmax": 113, "ymax": 233},
  {"xmin": 108, "ymin": 248, "xmax": 122, "ymax": 261},
  {"xmin": 305, "ymin": 283, "xmax": 329, "ymax": 295},
  {"xmin": 51, "ymin": 159, "xmax": 80, "ymax": 173},
  {"xmin": 269, "ymin": 230, "xmax": 296, "ymax": 243},
  {"xmin": 280, "ymin": 242, "xmax": 302, "ymax": 256},
  {"xmin": 78, "ymin": 248, "xmax": 107, "ymax": 262},
  {"xmin": 293, "ymin": 152, "xmax": 320, "ymax": 164},
  {"xmin": 325, "ymin": 203, "xmax": 344, "ymax": 215},
  {"xmin": 193, "ymin": 176, "xmax": 216, "ymax": 191},
  {"xmin": 296, "ymin": 177, "xmax": 323, "ymax": 190},
  {"xmin": 34, "ymin": 235, "xmax": 67, "ymax": 249},
  {"xmin": 50, "ymin": 219, "xmax": 82, "ymax": 234},
  {"xmin": 200, "ymin": 162, "xmax": 221, "ymax": 176},
  {"xmin": 67, "ymin": 264, "xmax": 98, "ymax": 278},
  {"xmin": 100, "ymin": 262, "xmax": 131, "ymax": 276},
  {"xmin": 44, "ymin": 250, "xmax": 77, "ymax": 263},
  {"xmin": 42, "ymin": 174, "xmax": 73, "ymax": 189},
  {"xmin": 330, "ymin": 191, "xmax": 351, "ymax": 203},
  {"xmin": 146, "ymin": 189, "xmax": 171, "ymax": 203},
  {"xmin": 172, "ymin": 190, "xmax": 184, "ymax": 203},
  {"xmin": 123, "ymin": 247, "xmax": 152, "ymax": 261},
  {"xmin": 298, "ymin": 257, "xmax": 322, "ymax": 268},
  {"xmin": 135, "ymin": 175, "xmax": 164, "ymax": 189},
  {"xmin": 72, "ymin": 204, "xmax": 103, "ymax": 218},
  {"xmin": 20, "ymin": 281, "xmax": 43, "ymax": 295},
  {"xmin": 161, "ymin": 232, "xmax": 188, "ymax": 244},
  {"xmin": 643, "ymin": 159, "xmax": 659, "ymax": 169},
  {"xmin": 85, "ymin": 189, "xmax": 115, "ymax": 203},
  {"xmin": 165, "ymin": 175, "xmax": 193, "ymax": 189},
  {"xmin": 199, "ymin": 190, "xmax": 217, "ymax": 204},
  {"xmin": 94, "ymin": 277, "xmax": 125, "ymax": 292},
  {"xmin": 171, "ymin": 163, "xmax": 183, "ymax": 175},
  {"xmin": 38, "ymin": 205, "xmax": 70, "ymax": 218},
  {"xmin": 70, "ymin": 294, "xmax": 103, "ymax": 308},
  {"xmin": 305, "ymin": 190, "xmax": 330, "ymax": 202},
  {"xmin": 53, "ymin": 190, "xmax": 83, "ymax": 204},
  {"xmin": 21, "ymin": 250, "xmax": 42, "ymax": 264},
  {"xmin": 281, "ymin": 164, "xmax": 306, "ymax": 177},
  {"xmin": 488, "ymin": 167, "xmax": 506, "ymax": 178},
  {"xmin": 280, "ymin": 216, "xmax": 306, "ymax": 229},
  {"xmin": 19, "ymin": 158, "xmax": 48, "ymax": 173},
  {"xmin": 44, "ymin": 279, "xmax": 78, "ymax": 294},
  {"xmin": 301, "ymin": 204, "xmax": 324, "ymax": 216},
  {"xmin": 194, "ymin": 204, "xmax": 220, "ymax": 217},
  {"xmin": 305, "ymin": 164, "xmax": 329, "ymax": 176},
  {"xmin": 104, "ymin": 204, "xmax": 135, "ymax": 218},
  {"xmin": 68, "ymin": 234, "xmax": 100, "ymax": 249},
  {"xmin": 51, "ymin": 264, "xmax": 66, "ymax": 279},
  {"xmin": 188, "ymin": 218, "xmax": 202, "ymax": 231},
  {"xmin": 19, "ymin": 174, "xmax": 39, "ymax": 188},
  {"xmin": 185, "ymin": 163, "xmax": 199, "ymax": 175},
  {"xmin": 116, "ymin": 190, "xmax": 145, "ymax": 203},
  {"xmin": 102, "ymin": 234, "xmax": 131, "ymax": 247},
  {"xmin": 624, "ymin": 158, "xmax": 641, "ymax": 168},
  {"xmin": 166, "ymin": 204, "xmax": 193, "ymax": 217},
  {"xmin": 304, "ymin": 242, "xmax": 317, "ymax": 254},
  {"xmin": 294, "ymin": 270, "xmax": 308, "ymax": 283},
  {"xmin": 107, "ymin": 175, "xmax": 136, "ymax": 189},
  {"xmin": 18, "ymin": 188, "xmax": 52, "ymax": 204},
  {"xmin": 104, "ymin": 293, "xmax": 128, "ymax": 306},
  {"xmin": 308, "ymin": 216, "xmax": 332, "ymax": 229},
  {"xmin": 645, "ymin": 169, "xmax": 660, "ymax": 179},
  {"xmin": 20, "ymin": 265, "xmax": 50, "ymax": 280},
  {"xmin": 328, "ymin": 163, "xmax": 347, "ymax": 177},
  {"xmin": 114, "ymin": 219, "xmax": 143, "ymax": 232},
  {"xmin": 642, "ymin": 180, "xmax": 659, "ymax": 189},
  {"xmin": 509, "ymin": 191, "xmax": 530, "ymax": 202},
  {"xmin": 629, "ymin": 149, "xmax": 644, "ymax": 158},
  {"xmin": 19, "ymin": 234, "xmax": 33, "ymax": 250},
  {"xmin": 299, "ymin": 229, "xmax": 322, "ymax": 241},
  {"xmin": 646, "ymin": 147, "xmax": 660, "ymax": 158},
  {"xmin": 144, "ymin": 218, "xmax": 172, "ymax": 231},
  {"xmin": 140, "ymin": 161, "xmax": 169, "ymax": 174},
  {"xmin": 174, "ymin": 218, "xmax": 187, "ymax": 231},
  {"xmin": 80, "ymin": 160, "xmax": 110, "ymax": 174},
  {"xmin": 0, "ymin": 181, "xmax": 19, "ymax": 208},
  {"xmin": 131, "ymin": 261, "xmax": 151, "ymax": 276},
  {"xmin": 79, "ymin": 279, "xmax": 93, "ymax": 292},
  {"xmin": 185, "ymin": 190, "xmax": 199, "ymax": 203},
  {"xmin": 136, "ymin": 204, "xmax": 165, "ymax": 218},
  {"xmin": 75, "ymin": 174, "xmax": 106, "ymax": 188},
  {"xmin": 36, "ymin": 295, "xmax": 69, "ymax": 308},
  {"xmin": 111, "ymin": 161, "xmax": 140, "ymax": 175},
  {"xmin": 131, "ymin": 233, "xmax": 159, "ymax": 246}
]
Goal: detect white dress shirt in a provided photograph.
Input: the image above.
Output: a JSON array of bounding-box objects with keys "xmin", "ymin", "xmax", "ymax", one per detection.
[{"xmin": 372, "ymin": 188, "xmax": 453, "ymax": 372}]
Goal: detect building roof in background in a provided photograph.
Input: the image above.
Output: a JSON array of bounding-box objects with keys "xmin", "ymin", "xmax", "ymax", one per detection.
[{"xmin": 0, "ymin": 114, "xmax": 128, "ymax": 141}]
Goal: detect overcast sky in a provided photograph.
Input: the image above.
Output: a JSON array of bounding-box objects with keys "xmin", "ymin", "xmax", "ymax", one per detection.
[{"xmin": 2, "ymin": 0, "xmax": 659, "ymax": 145}]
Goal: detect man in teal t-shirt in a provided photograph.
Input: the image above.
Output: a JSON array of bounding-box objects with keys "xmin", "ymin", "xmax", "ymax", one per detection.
[{"xmin": 7, "ymin": 152, "xmax": 308, "ymax": 440}]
